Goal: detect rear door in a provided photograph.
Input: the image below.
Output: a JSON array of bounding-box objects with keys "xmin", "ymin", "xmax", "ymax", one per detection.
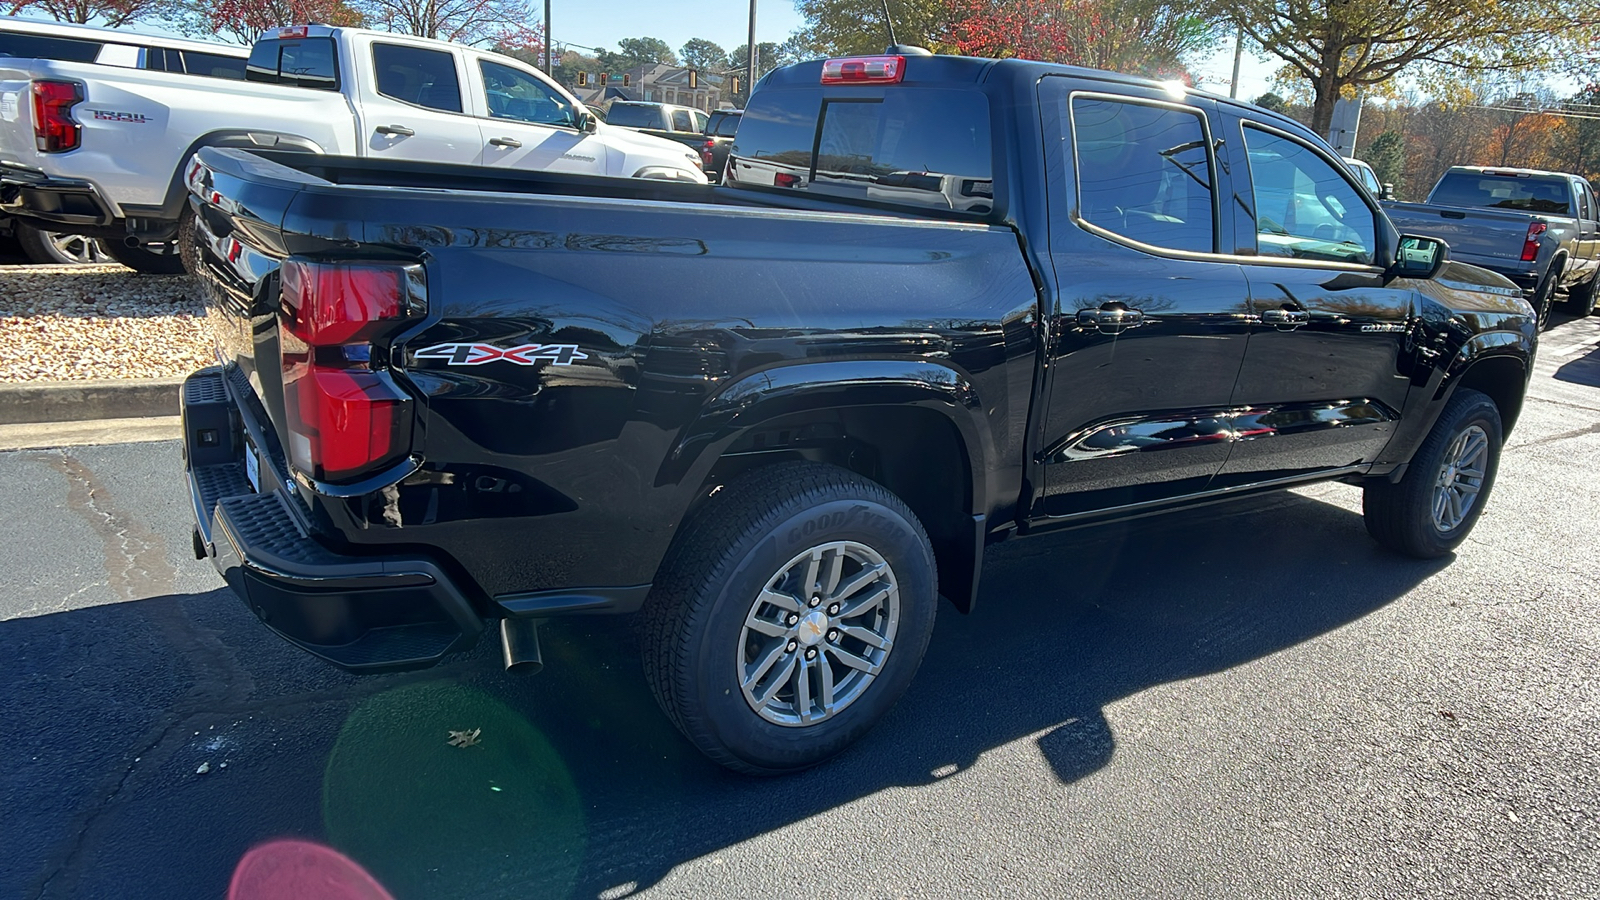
[
  {"xmin": 1036, "ymin": 80, "xmax": 1252, "ymax": 517},
  {"xmin": 1216, "ymin": 115, "xmax": 1415, "ymax": 486},
  {"xmin": 468, "ymin": 57, "xmax": 609, "ymax": 175},
  {"xmin": 356, "ymin": 39, "xmax": 482, "ymax": 164}
]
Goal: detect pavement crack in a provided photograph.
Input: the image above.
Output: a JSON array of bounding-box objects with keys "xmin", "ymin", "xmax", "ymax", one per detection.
[
  {"xmin": 35, "ymin": 450, "xmax": 175, "ymax": 602},
  {"xmin": 1510, "ymin": 419, "xmax": 1600, "ymax": 449}
]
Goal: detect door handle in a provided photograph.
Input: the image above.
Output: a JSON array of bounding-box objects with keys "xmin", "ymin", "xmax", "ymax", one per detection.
[
  {"xmin": 488, "ymin": 137, "xmax": 523, "ymax": 148},
  {"xmin": 376, "ymin": 124, "xmax": 415, "ymax": 136},
  {"xmin": 1260, "ymin": 308, "xmax": 1310, "ymax": 330},
  {"xmin": 1076, "ymin": 304, "xmax": 1145, "ymax": 335}
]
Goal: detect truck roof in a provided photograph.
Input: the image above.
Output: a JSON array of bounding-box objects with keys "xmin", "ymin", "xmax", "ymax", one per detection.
[
  {"xmin": 759, "ymin": 53, "xmax": 1322, "ymax": 147},
  {"xmin": 1444, "ymin": 165, "xmax": 1580, "ymax": 180},
  {"xmin": 0, "ymin": 14, "xmax": 249, "ymax": 55}
]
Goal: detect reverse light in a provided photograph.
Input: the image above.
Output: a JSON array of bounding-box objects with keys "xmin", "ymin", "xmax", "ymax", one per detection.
[
  {"xmin": 821, "ymin": 56, "xmax": 906, "ymax": 85},
  {"xmin": 31, "ymin": 80, "xmax": 82, "ymax": 153},
  {"xmin": 279, "ymin": 260, "xmax": 418, "ymax": 482},
  {"xmin": 1521, "ymin": 222, "xmax": 1546, "ymax": 262}
]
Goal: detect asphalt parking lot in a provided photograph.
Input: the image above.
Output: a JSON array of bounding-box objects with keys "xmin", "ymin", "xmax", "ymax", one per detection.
[{"xmin": 3, "ymin": 313, "xmax": 1598, "ymax": 900}]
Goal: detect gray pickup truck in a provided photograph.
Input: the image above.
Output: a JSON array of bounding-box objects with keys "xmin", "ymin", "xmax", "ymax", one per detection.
[{"xmin": 1384, "ymin": 167, "xmax": 1600, "ymax": 326}]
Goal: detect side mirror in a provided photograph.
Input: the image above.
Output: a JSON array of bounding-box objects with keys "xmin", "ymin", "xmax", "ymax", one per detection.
[
  {"xmin": 1390, "ymin": 234, "xmax": 1449, "ymax": 280},
  {"xmin": 576, "ymin": 111, "xmax": 598, "ymax": 133},
  {"xmin": 1379, "ymin": 182, "xmax": 1395, "ymax": 201}
]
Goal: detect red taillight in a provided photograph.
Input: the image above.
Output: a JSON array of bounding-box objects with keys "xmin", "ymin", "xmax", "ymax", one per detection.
[
  {"xmin": 821, "ymin": 56, "xmax": 906, "ymax": 84},
  {"xmin": 278, "ymin": 25, "xmax": 310, "ymax": 38},
  {"xmin": 279, "ymin": 260, "xmax": 415, "ymax": 482},
  {"xmin": 1521, "ymin": 222, "xmax": 1546, "ymax": 262},
  {"xmin": 702, "ymin": 139, "xmax": 715, "ymax": 167},
  {"xmin": 32, "ymin": 80, "xmax": 82, "ymax": 153},
  {"xmin": 774, "ymin": 172, "xmax": 801, "ymax": 188}
]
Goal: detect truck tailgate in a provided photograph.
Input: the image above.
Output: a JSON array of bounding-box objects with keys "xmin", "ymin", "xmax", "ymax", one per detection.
[{"xmin": 1382, "ymin": 200, "xmax": 1541, "ymax": 268}]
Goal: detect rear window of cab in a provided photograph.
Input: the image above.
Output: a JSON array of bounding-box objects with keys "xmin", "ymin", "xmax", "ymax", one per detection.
[{"xmin": 728, "ymin": 86, "xmax": 994, "ymax": 214}]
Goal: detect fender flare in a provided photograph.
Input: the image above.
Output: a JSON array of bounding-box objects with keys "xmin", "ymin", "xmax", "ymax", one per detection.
[
  {"xmin": 660, "ymin": 359, "xmax": 994, "ymax": 508},
  {"xmin": 145, "ymin": 130, "xmax": 325, "ymax": 223}
]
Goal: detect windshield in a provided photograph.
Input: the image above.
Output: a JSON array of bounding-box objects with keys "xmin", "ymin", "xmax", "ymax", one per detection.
[{"xmin": 1429, "ymin": 172, "xmax": 1571, "ymax": 215}]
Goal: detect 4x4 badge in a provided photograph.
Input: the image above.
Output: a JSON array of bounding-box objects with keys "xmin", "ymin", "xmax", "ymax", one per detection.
[{"xmin": 415, "ymin": 342, "xmax": 589, "ymax": 366}]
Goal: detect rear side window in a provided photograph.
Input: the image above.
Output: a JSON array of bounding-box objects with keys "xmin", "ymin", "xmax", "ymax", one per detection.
[
  {"xmin": 372, "ymin": 43, "xmax": 461, "ymax": 112},
  {"xmin": 246, "ymin": 37, "xmax": 339, "ymax": 90},
  {"xmin": 1070, "ymin": 96, "xmax": 1216, "ymax": 253},
  {"xmin": 671, "ymin": 109, "xmax": 694, "ymax": 131},
  {"xmin": 0, "ymin": 32, "xmax": 101, "ymax": 63},
  {"xmin": 731, "ymin": 87, "xmax": 994, "ymax": 214},
  {"xmin": 183, "ymin": 50, "xmax": 247, "ymax": 80},
  {"xmin": 1429, "ymin": 172, "xmax": 1571, "ymax": 215},
  {"xmin": 605, "ymin": 104, "xmax": 659, "ymax": 127}
]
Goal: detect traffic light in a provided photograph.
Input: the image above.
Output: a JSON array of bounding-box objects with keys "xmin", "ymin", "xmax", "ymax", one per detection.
[
  {"xmin": 623, "ymin": 73, "xmax": 631, "ymax": 87},
  {"xmin": 577, "ymin": 72, "xmax": 588, "ymax": 87},
  {"xmin": 731, "ymin": 76, "xmax": 740, "ymax": 94},
  {"xmin": 600, "ymin": 73, "xmax": 609, "ymax": 85},
  {"xmin": 687, "ymin": 70, "xmax": 697, "ymax": 89}
]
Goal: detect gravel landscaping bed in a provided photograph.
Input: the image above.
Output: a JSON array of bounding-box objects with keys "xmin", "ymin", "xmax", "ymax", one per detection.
[{"xmin": 0, "ymin": 264, "xmax": 213, "ymax": 382}]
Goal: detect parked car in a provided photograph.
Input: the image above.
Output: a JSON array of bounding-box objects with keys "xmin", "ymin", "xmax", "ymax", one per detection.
[
  {"xmin": 1384, "ymin": 166, "xmax": 1600, "ymax": 325},
  {"xmin": 605, "ymin": 100, "xmax": 710, "ymax": 150},
  {"xmin": 181, "ymin": 51, "xmax": 1534, "ymax": 775},
  {"xmin": 1342, "ymin": 156, "xmax": 1392, "ymax": 200},
  {"xmin": 699, "ymin": 108, "xmax": 740, "ymax": 182},
  {"xmin": 0, "ymin": 16, "xmax": 249, "ymax": 267},
  {"xmin": 0, "ymin": 25, "xmax": 705, "ymax": 274}
]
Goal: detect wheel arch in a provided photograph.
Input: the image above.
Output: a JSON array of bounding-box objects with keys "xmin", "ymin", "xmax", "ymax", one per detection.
[
  {"xmin": 149, "ymin": 130, "xmax": 326, "ymax": 223},
  {"xmin": 1438, "ymin": 349, "xmax": 1529, "ymax": 438},
  {"xmin": 661, "ymin": 360, "xmax": 996, "ymax": 613}
]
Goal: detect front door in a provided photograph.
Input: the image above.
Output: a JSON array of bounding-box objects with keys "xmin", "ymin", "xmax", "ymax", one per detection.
[
  {"xmin": 360, "ymin": 41, "xmax": 482, "ymax": 165},
  {"xmin": 472, "ymin": 59, "xmax": 610, "ymax": 176},
  {"xmin": 1218, "ymin": 120, "xmax": 1417, "ymax": 487},
  {"xmin": 1035, "ymin": 82, "xmax": 1252, "ymax": 518}
]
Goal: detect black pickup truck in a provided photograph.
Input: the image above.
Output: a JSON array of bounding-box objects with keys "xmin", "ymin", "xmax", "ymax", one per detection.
[{"xmin": 181, "ymin": 51, "xmax": 1535, "ymax": 774}]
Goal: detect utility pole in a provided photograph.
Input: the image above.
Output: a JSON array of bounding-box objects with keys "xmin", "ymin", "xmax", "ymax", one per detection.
[
  {"xmin": 1229, "ymin": 27, "xmax": 1243, "ymax": 99},
  {"xmin": 544, "ymin": 0, "xmax": 552, "ymax": 74},
  {"xmin": 746, "ymin": 0, "xmax": 757, "ymax": 105}
]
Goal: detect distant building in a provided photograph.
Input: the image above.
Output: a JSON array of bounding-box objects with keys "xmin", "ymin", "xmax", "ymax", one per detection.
[{"xmin": 574, "ymin": 63, "xmax": 728, "ymax": 112}]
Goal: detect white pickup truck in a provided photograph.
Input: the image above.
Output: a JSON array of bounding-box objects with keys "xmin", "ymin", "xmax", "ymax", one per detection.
[{"xmin": 0, "ymin": 24, "xmax": 705, "ymax": 272}]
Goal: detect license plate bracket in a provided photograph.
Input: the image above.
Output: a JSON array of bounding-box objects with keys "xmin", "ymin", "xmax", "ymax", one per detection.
[{"xmin": 244, "ymin": 440, "xmax": 261, "ymax": 493}]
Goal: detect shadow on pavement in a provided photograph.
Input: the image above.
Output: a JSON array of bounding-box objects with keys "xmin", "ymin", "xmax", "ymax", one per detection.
[
  {"xmin": 1, "ymin": 489, "xmax": 1446, "ymax": 900},
  {"xmin": 1554, "ymin": 339, "xmax": 1600, "ymax": 387}
]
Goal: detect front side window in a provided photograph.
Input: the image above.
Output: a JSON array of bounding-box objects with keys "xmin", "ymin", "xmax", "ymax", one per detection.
[
  {"xmin": 1071, "ymin": 96, "xmax": 1216, "ymax": 254},
  {"xmin": 1243, "ymin": 126, "xmax": 1376, "ymax": 265},
  {"xmin": 480, "ymin": 60, "xmax": 572, "ymax": 126},
  {"xmin": 372, "ymin": 43, "xmax": 461, "ymax": 113}
]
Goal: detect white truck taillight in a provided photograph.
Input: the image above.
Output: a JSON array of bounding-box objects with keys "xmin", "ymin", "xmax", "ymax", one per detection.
[
  {"xmin": 32, "ymin": 80, "xmax": 83, "ymax": 153},
  {"xmin": 279, "ymin": 260, "xmax": 421, "ymax": 482}
]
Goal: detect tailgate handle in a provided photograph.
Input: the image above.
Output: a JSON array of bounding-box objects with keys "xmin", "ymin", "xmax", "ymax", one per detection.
[
  {"xmin": 376, "ymin": 124, "xmax": 415, "ymax": 137},
  {"xmin": 489, "ymin": 137, "xmax": 523, "ymax": 148},
  {"xmin": 1441, "ymin": 210, "xmax": 1466, "ymax": 219}
]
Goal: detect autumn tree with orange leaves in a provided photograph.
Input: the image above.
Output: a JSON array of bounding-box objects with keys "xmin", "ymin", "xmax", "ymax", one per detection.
[{"xmin": 942, "ymin": 0, "xmax": 1220, "ymax": 79}]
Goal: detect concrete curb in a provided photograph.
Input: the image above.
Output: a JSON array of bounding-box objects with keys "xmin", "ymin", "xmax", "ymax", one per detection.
[{"xmin": 0, "ymin": 377, "xmax": 182, "ymax": 425}]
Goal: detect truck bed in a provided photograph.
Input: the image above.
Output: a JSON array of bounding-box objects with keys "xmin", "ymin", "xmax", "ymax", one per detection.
[{"xmin": 1381, "ymin": 200, "xmax": 1544, "ymax": 277}]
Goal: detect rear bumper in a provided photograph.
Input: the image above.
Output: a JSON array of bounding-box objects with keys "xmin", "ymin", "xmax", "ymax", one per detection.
[
  {"xmin": 183, "ymin": 367, "xmax": 486, "ymax": 673},
  {"xmin": 0, "ymin": 161, "xmax": 117, "ymax": 228}
]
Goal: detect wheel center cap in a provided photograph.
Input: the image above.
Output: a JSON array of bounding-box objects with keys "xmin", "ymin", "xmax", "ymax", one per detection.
[{"xmin": 798, "ymin": 610, "xmax": 829, "ymax": 646}]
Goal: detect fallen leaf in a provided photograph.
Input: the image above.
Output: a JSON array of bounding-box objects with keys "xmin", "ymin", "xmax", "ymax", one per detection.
[{"xmin": 447, "ymin": 728, "xmax": 482, "ymax": 748}]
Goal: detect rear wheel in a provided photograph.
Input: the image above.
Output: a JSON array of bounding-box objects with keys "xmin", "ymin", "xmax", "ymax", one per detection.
[
  {"xmin": 14, "ymin": 223, "xmax": 111, "ymax": 266},
  {"xmin": 1530, "ymin": 263, "xmax": 1561, "ymax": 330},
  {"xmin": 103, "ymin": 239, "xmax": 186, "ymax": 275},
  {"xmin": 1363, "ymin": 388, "xmax": 1502, "ymax": 558},
  {"xmin": 640, "ymin": 462, "xmax": 939, "ymax": 774}
]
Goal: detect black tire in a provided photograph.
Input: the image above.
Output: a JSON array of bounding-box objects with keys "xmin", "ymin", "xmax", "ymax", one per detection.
[
  {"xmin": 1563, "ymin": 273, "xmax": 1597, "ymax": 317},
  {"xmin": 14, "ymin": 222, "xmax": 110, "ymax": 266},
  {"xmin": 640, "ymin": 461, "xmax": 939, "ymax": 775},
  {"xmin": 103, "ymin": 239, "xmax": 187, "ymax": 275},
  {"xmin": 1363, "ymin": 388, "xmax": 1502, "ymax": 559},
  {"xmin": 1530, "ymin": 263, "xmax": 1561, "ymax": 331}
]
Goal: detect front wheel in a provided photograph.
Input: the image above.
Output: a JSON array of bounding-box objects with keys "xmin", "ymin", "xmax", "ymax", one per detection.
[
  {"xmin": 1363, "ymin": 388, "xmax": 1502, "ymax": 558},
  {"xmin": 640, "ymin": 462, "xmax": 939, "ymax": 774},
  {"xmin": 1563, "ymin": 273, "xmax": 1597, "ymax": 316}
]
